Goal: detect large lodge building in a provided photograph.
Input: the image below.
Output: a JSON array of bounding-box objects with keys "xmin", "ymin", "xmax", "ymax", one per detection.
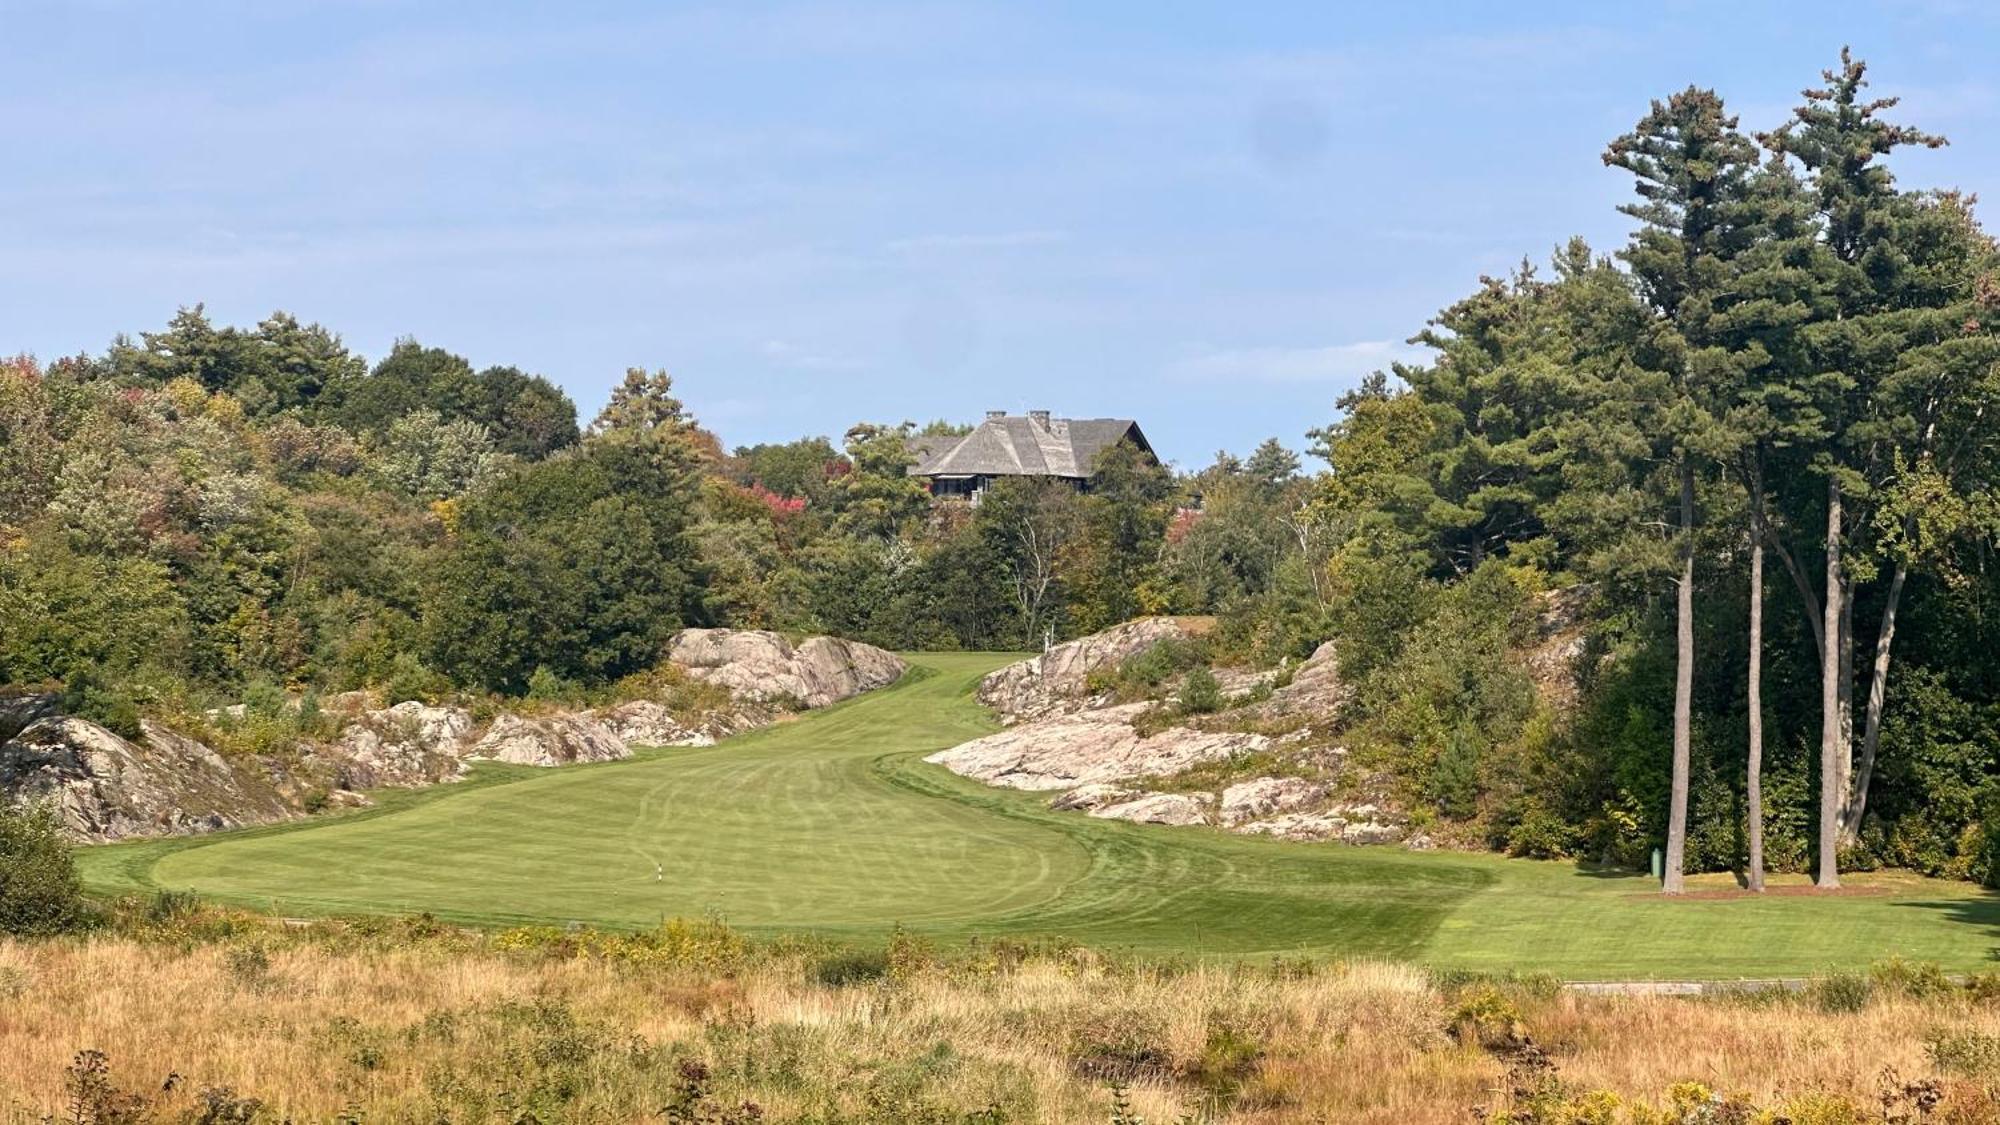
[{"xmin": 909, "ymin": 410, "xmax": 1154, "ymax": 502}]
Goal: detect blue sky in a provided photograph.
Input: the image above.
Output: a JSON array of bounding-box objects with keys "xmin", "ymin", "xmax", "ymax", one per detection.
[{"xmin": 4, "ymin": 1, "xmax": 1998, "ymax": 465}]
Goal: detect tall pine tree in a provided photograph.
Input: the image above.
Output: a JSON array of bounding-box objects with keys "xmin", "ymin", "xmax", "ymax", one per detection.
[{"xmin": 1605, "ymin": 88, "xmax": 1761, "ymax": 894}]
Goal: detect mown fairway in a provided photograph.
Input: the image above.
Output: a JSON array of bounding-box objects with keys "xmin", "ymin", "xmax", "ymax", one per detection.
[{"xmin": 83, "ymin": 653, "xmax": 2000, "ymax": 978}]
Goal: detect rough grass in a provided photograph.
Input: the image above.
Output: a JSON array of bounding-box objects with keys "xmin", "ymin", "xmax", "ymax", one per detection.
[
  {"xmin": 77, "ymin": 653, "xmax": 2000, "ymax": 978},
  {"xmin": 6, "ymin": 920, "xmax": 2000, "ymax": 1123}
]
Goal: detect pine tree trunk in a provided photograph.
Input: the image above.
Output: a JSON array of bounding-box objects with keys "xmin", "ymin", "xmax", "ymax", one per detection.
[
  {"xmin": 1817, "ymin": 477, "xmax": 1844, "ymax": 890},
  {"xmin": 1842, "ymin": 560, "xmax": 1908, "ymax": 844},
  {"xmin": 1746, "ymin": 461, "xmax": 1767, "ymax": 893},
  {"xmin": 1838, "ymin": 585, "xmax": 1855, "ymax": 822},
  {"xmin": 1664, "ymin": 460, "xmax": 1695, "ymax": 895}
]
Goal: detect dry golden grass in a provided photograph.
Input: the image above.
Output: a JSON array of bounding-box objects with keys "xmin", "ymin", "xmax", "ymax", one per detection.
[{"xmin": 3, "ymin": 917, "xmax": 2000, "ymax": 1123}]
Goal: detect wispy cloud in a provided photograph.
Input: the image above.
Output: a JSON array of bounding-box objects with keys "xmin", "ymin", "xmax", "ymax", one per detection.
[{"xmin": 1167, "ymin": 340, "xmax": 1429, "ymax": 384}]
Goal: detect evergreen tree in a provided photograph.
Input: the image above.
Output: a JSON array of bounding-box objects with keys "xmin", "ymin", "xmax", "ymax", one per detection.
[
  {"xmin": 1605, "ymin": 87, "xmax": 1762, "ymax": 893},
  {"xmin": 1763, "ymin": 48, "xmax": 1947, "ymax": 886}
]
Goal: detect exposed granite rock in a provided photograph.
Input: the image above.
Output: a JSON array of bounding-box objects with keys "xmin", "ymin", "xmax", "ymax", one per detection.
[
  {"xmin": 469, "ymin": 713, "xmax": 630, "ymax": 768},
  {"xmin": 321, "ymin": 701, "xmax": 477, "ymax": 789},
  {"xmin": 322, "ymin": 690, "xmax": 379, "ymax": 715},
  {"xmin": 925, "ymin": 703, "xmax": 1268, "ymax": 790},
  {"xmin": 1091, "ymin": 791, "xmax": 1211, "ymax": 826},
  {"xmin": 1049, "ymin": 782, "xmax": 1139, "ymax": 812},
  {"xmin": 0, "ymin": 717, "xmax": 293, "ymax": 842},
  {"xmin": 1524, "ymin": 585, "xmax": 1593, "ymax": 711},
  {"xmin": 0, "ymin": 693, "xmax": 58, "ymax": 743},
  {"xmin": 1237, "ymin": 812, "xmax": 1344, "ymax": 842},
  {"xmin": 1341, "ymin": 819, "xmax": 1407, "ymax": 845},
  {"xmin": 976, "ymin": 617, "xmax": 1203, "ymax": 721},
  {"xmin": 668, "ymin": 629, "xmax": 906, "ymax": 709},
  {"xmin": 595, "ymin": 700, "xmax": 730, "ymax": 747},
  {"xmin": 1232, "ymin": 641, "xmax": 1349, "ymax": 725},
  {"xmin": 1218, "ymin": 776, "xmax": 1329, "ymax": 827},
  {"xmin": 1234, "ymin": 805, "xmax": 1407, "ymax": 845}
]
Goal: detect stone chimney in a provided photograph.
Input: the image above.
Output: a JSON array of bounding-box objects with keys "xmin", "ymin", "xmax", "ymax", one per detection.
[
  {"xmin": 986, "ymin": 409, "xmax": 1007, "ymax": 419},
  {"xmin": 1028, "ymin": 409, "xmax": 1051, "ymax": 429}
]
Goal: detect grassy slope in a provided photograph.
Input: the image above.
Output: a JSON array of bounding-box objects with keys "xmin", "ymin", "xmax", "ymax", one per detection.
[{"xmin": 80, "ymin": 652, "xmax": 2000, "ymax": 978}]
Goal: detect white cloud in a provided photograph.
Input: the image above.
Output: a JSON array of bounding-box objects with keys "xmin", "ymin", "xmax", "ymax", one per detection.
[{"xmin": 1167, "ymin": 340, "xmax": 1429, "ymax": 384}]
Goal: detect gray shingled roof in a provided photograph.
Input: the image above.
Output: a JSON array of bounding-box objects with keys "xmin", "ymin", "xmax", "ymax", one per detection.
[{"xmin": 912, "ymin": 414, "xmax": 1150, "ymax": 479}]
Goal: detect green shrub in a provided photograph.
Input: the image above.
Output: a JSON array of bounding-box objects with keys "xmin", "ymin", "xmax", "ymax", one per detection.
[
  {"xmin": 814, "ymin": 947, "xmax": 890, "ymax": 987},
  {"xmin": 59, "ymin": 666, "xmax": 141, "ymax": 739},
  {"xmin": 381, "ymin": 651, "xmax": 449, "ymax": 704},
  {"xmin": 1505, "ymin": 804, "xmax": 1579, "ymax": 859},
  {"xmin": 1184, "ymin": 1022, "xmax": 1263, "ymax": 1107},
  {"xmin": 0, "ymin": 803, "xmax": 90, "ymax": 935},
  {"xmin": 1448, "ymin": 984, "xmax": 1523, "ymax": 1046},
  {"xmin": 526, "ymin": 665, "xmax": 583, "ymax": 703},
  {"xmin": 1178, "ymin": 667, "xmax": 1222, "ymax": 715},
  {"xmin": 1870, "ymin": 956, "xmax": 1955, "ymax": 1002},
  {"xmin": 1086, "ymin": 638, "xmax": 1213, "ymax": 703},
  {"xmin": 1926, "ymin": 1027, "xmax": 2000, "ymax": 1078},
  {"xmin": 224, "ymin": 943, "xmax": 273, "ymax": 989},
  {"xmin": 1807, "ymin": 971, "xmax": 1872, "ymax": 1014}
]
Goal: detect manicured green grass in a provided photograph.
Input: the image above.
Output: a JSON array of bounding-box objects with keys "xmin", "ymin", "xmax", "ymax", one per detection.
[{"xmin": 80, "ymin": 653, "xmax": 2000, "ymax": 978}]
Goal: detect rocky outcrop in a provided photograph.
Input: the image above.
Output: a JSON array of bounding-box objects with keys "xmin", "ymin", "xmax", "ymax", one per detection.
[
  {"xmin": 1524, "ymin": 585, "xmax": 1592, "ymax": 711},
  {"xmin": 1272, "ymin": 642, "xmax": 1347, "ymax": 712},
  {"xmin": 0, "ymin": 693, "xmax": 58, "ymax": 743},
  {"xmin": 320, "ymin": 702, "xmax": 476, "ymax": 789},
  {"xmin": 1048, "ymin": 783, "xmax": 1139, "ymax": 812},
  {"xmin": 925, "ymin": 703, "xmax": 1269, "ymax": 790},
  {"xmin": 976, "ymin": 617, "xmax": 1204, "ymax": 721},
  {"xmin": 1091, "ymin": 791, "xmax": 1210, "ymax": 826},
  {"xmin": 668, "ymin": 629, "xmax": 906, "ymax": 709},
  {"xmin": 0, "ymin": 717, "xmax": 293, "ymax": 842},
  {"xmin": 1221, "ymin": 642, "xmax": 1349, "ymax": 728},
  {"xmin": 469, "ymin": 713, "xmax": 630, "ymax": 768},
  {"xmin": 594, "ymin": 700, "xmax": 743, "ymax": 748},
  {"xmin": 1235, "ymin": 803, "xmax": 1407, "ymax": 845},
  {"xmin": 1236, "ymin": 811, "xmax": 1344, "ymax": 842},
  {"xmin": 935, "ymin": 616, "xmax": 1410, "ymax": 845},
  {"xmin": 925, "ymin": 616, "xmax": 1421, "ymax": 847},
  {"xmin": 1218, "ymin": 776, "xmax": 1328, "ymax": 827}
]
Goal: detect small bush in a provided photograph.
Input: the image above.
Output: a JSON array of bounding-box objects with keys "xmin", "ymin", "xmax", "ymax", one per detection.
[
  {"xmin": 59, "ymin": 667, "xmax": 141, "ymax": 739},
  {"xmin": 887, "ymin": 924, "xmax": 937, "ymax": 982},
  {"xmin": 381, "ymin": 652, "xmax": 450, "ymax": 704},
  {"xmin": 224, "ymin": 944, "xmax": 273, "ymax": 988},
  {"xmin": 1087, "ymin": 638, "xmax": 1213, "ymax": 703},
  {"xmin": 1184, "ymin": 1023, "xmax": 1262, "ymax": 1107},
  {"xmin": 1927, "ymin": 1027, "xmax": 2000, "ymax": 1078},
  {"xmin": 526, "ymin": 665, "xmax": 583, "ymax": 704},
  {"xmin": 813, "ymin": 947, "xmax": 890, "ymax": 987},
  {"xmin": 1965, "ymin": 972, "xmax": 2000, "ymax": 1005},
  {"xmin": 1177, "ymin": 668, "xmax": 1222, "ymax": 716},
  {"xmin": 1870, "ymin": 956, "xmax": 1954, "ymax": 1002},
  {"xmin": 1808, "ymin": 971, "xmax": 1872, "ymax": 1014},
  {"xmin": 1448, "ymin": 984, "xmax": 1523, "ymax": 1046},
  {"xmin": 0, "ymin": 803, "xmax": 90, "ymax": 935},
  {"xmin": 1505, "ymin": 804, "xmax": 1578, "ymax": 859}
]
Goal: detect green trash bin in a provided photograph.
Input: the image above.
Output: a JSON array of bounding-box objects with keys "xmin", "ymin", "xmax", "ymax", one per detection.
[{"xmin": 1651, "ymin": 847, "xmax": 1664, "ymax": 883}]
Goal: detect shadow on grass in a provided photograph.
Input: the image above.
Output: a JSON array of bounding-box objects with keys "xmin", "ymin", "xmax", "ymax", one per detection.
[
  {"xmin": 1569, "ymin": 859, "xmax": 1647, "ymax": 880},
  {"xmin": 1899, "ymin": 892, "xmax": 2000, "ymax": 963}
]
